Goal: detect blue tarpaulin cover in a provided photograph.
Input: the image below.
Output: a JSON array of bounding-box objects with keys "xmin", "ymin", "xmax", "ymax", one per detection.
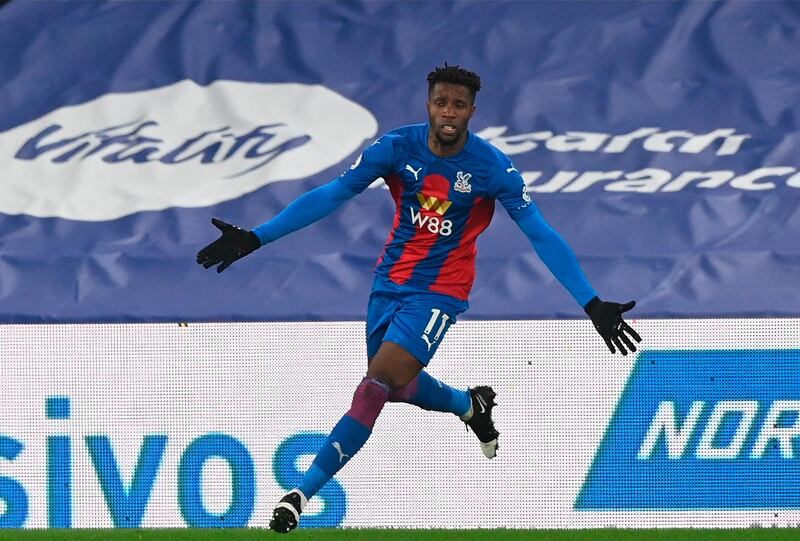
[{"xmin": 0, "ymin": 1, "xmax": 797, "ymax": 322}]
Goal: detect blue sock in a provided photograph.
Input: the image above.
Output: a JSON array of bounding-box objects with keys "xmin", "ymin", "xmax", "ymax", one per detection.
[
  {"xmin": 298, "ymin": 377, "xmax": 390, "ymax": 499},
  {"xmin": 390, "ymin": 371, "xmax": 471, "ymax": 417},
  {"xmin": 298, "ymin": 416, "xmax": 370, "ymax": 498}
]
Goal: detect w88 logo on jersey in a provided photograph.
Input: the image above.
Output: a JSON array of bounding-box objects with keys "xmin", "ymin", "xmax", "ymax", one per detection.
[{"xmin": 409, "ymin": 207, "xmax": 453, "ymax": 236}]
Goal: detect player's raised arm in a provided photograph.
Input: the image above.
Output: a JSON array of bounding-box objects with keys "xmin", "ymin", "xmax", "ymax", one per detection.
[
  {"xmin": 494, "ymin": 166, "xmax": 641, "ymax": 355},
  {"xmin": 196, "ymin": 134, "xmax": 396, "ymax": 273}
]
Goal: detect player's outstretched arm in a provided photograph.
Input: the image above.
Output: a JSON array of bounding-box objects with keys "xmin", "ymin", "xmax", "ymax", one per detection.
[
  {"xmin": 513, "ymin": 207, "xmax": 641, "ymax": 355},
  {"xmin": 196, "ymin": 218, "xmax": 261, "ymax": 273},
  {"xmin": 250, "ymin": 179, "xmax": 360, "ymax": 244},
  {"xmin": 583, "ymin": 297, "xmax": 641, "ymax": 356},
  {"xmin": 196, "ymin": 178, "xmax": 361, "ymax": 273},
  {"xmin": 196, "ymin": 133, "xmax": 392, "ymax": 273}
]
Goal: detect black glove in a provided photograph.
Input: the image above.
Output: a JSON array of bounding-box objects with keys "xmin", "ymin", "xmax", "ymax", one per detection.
[
  {"xmin": 196, "ymin": 218, "xmax": 261, "ymax": 273},
  {"xmin": 584, "ymin": 296, "xmax": 642, "ymax": 355}
]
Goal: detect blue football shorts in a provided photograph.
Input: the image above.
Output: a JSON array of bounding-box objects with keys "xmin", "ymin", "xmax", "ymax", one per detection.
[{"xmin": 366, "ymin": 290, "xmax": 468, "ymax": 365}]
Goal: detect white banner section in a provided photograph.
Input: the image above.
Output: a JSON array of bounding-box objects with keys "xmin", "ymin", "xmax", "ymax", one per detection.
[{"xmin": 1, "ymin": 320, "xmax": 799, "ymax": 529}]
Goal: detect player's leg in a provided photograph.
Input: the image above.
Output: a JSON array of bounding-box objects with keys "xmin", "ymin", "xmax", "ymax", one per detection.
[
  {"xmin": 367, "ymin": 293, "xmax": 470, "ymax": 416},
  {"xmin": 376, "ymin": 294, "xmax": 499, "ymax": 458},
  {"xmin": 389, "ymin": 372, "xmax": 498, "ymax": 458},
  {"xmin": 388, "ymin": 369, "xmax": 470, "ymax": 415},
  {"xmin": 269, "ymin": 341, "xmax": 421, "ymax": 533}
]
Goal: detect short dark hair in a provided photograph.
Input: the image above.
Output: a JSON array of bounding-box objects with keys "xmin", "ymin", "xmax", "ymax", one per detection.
[{"xmin": 427, "ymin": 63, "xmax": 481, "ymax": 101}]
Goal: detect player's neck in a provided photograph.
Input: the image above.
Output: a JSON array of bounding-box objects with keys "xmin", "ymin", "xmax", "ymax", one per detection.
[{"xmin": 428, "ymin": 132, "xmax": 468, "ymax": 158}]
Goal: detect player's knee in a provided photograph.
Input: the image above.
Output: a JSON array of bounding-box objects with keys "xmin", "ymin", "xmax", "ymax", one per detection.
[
  {"xmin": 364, "ymin": 372, "xmax": 396, "ymax": 390},
  {"xmin": 366, "ymin": 343, "xmax": 422, "ymax": 390}
]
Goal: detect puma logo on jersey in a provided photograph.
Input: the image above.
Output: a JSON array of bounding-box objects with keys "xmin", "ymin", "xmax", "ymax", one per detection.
[{"xmin": 405, "ymin": 164, "xmax": 422, "ymax": 181}]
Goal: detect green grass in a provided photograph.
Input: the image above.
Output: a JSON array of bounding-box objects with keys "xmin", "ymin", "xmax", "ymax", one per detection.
[{"xmin": 1, "ymin": 530, "xmax": 799, "ymax": 541}]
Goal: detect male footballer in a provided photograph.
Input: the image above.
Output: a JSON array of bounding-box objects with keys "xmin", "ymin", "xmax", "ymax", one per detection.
[{"xmin": 197, "ymin": 64, "xmax": 641, "ymax": 533}]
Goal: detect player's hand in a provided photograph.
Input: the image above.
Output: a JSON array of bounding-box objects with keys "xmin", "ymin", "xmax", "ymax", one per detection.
[
  {"xmin": 196, "ymin": 218, "xmax": 261, "ymax": 273},
  {"xmin": 583, "ymin": 297, "xmax": 641, "ymax": 355}
]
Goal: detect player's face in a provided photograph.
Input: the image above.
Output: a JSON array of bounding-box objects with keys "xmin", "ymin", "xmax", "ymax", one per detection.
[{"xmin": 427, "ymin": 82, "xmax": 476, "ymax": 149}]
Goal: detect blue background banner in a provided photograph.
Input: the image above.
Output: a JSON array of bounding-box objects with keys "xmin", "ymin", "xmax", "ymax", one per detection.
[
  {"xmin": 0, "ymin": 1, "xmax": 798, "ymax": 322},
  {"xmin": 576, "ymin": 349, "xmax": 800, "ymax": 509}
]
